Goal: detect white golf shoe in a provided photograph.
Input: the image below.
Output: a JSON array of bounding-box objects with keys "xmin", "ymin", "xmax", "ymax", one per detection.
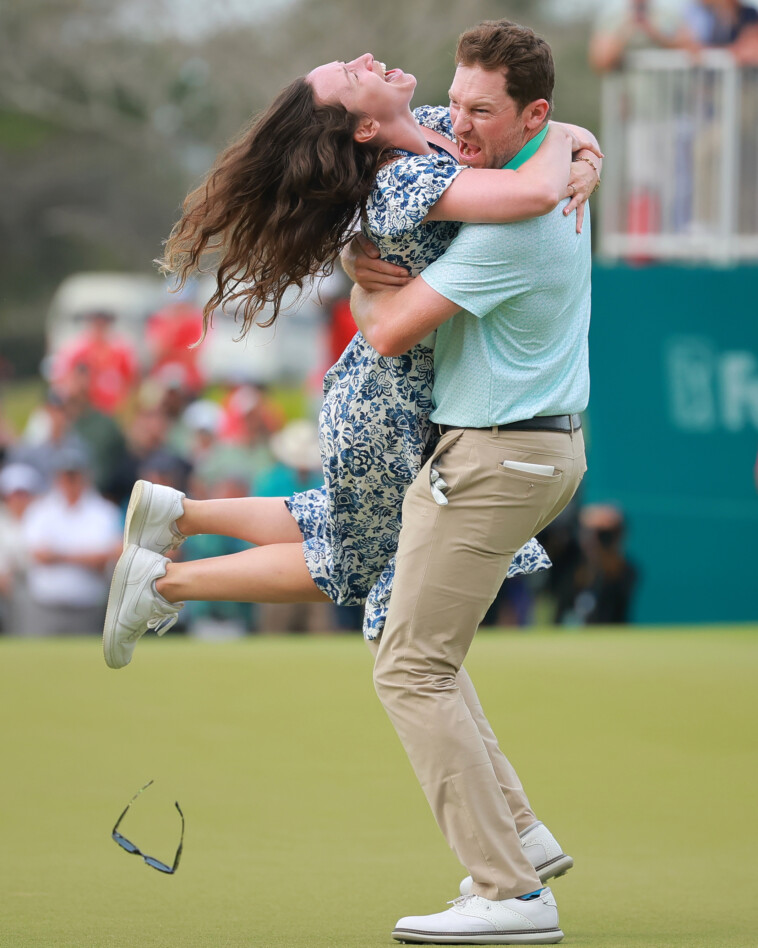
[
  {"xmin": 460, "ymin": 823, "xmax": 573, "ymax": 897},
  {"xmin": 392, "ymin": 887, "xmax": 563, "ymax": 945},
  {"xmin": 123, "ymin": 479, "xmax": 187, "ymax": 554},
  {"xmin": 103, "ymin": 544, "xmax": 183, "ymax": 669}
]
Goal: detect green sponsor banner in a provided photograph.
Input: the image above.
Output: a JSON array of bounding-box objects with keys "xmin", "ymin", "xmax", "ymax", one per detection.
[{"xmin": 586, "ymin": 263, "xmax": 758, "ymax": 623}]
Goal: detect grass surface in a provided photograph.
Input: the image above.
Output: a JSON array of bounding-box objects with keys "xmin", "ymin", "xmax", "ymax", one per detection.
[{"xmin": 1, "ymin": 627, "xmax": 757, "ymax": 948}]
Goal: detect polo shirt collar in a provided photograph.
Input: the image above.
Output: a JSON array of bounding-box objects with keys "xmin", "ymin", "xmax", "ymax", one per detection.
[{"xmin": 503, "ymin": 125, "xmax": 549, "ymax": 170}]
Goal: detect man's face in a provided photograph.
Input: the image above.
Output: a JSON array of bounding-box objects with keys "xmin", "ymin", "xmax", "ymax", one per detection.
[
  {"xmin": 56, "ymin": 468, "xmax": 87, "ymax": 504},
  {"xmin": 448, "ymin": 64, "xmax": 529, "ymax": 169}
]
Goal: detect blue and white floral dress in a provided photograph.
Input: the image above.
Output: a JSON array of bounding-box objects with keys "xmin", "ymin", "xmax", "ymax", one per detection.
[{"xmin": 286, "ymin": 106, "xmax": 551, "ymax": 640}]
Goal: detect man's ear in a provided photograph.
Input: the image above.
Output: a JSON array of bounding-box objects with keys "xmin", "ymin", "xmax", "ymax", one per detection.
[
  {"xmin": 354, "ymin": 116, "xmax": 380, "ymax": 143},
  {"xmin": 523, "ymin": 99, "xmax": 550, "ymax": 130}
]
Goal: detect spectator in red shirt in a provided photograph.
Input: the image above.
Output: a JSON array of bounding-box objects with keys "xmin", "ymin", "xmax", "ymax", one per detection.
[
  {"xmin": 51, "ymin": 310, "xmax": 138, "ymax": 414},
  {"xmin": 145, "ymin": 302, "xmax": 206, "ymax": 396}
]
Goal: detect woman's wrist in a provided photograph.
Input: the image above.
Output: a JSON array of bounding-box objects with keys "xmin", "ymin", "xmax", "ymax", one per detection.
[{"xmin": 573, "ymin": 153, "xmax": 601, "ymax": 193}]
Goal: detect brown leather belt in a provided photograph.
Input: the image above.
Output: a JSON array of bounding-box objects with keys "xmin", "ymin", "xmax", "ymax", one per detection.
[{"xmin": 439, "ymin": 414, "xmax": 582, "ymax": 434}]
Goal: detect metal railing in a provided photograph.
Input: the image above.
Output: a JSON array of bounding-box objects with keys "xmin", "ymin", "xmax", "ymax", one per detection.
[{"xmin": 599, "ymin": 48, "xmax": 758, "ymax": 262}]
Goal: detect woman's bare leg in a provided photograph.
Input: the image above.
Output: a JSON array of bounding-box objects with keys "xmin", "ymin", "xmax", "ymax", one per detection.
[
  {"xmin": 176, "ymin": 496, "xmax": 304, "ymax": 547},
  {"xmin": 156, "ymin": 542, "xmax": 330, "ymax": 605}
]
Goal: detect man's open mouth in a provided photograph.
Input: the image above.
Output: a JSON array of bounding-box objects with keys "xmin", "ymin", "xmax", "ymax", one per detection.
[{"xmin": 458, "ymin": 140, "xmax": 482, "ymax": 161}]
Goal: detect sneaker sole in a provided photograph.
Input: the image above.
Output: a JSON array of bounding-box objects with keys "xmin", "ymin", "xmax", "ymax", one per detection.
[
  {"xmin": 103, "ymin": 544, "xmax": 140, "ymax": 669},
  {"xmin": 393, "ymin": 927, "xmax": 564, "ymax": 945},
  {"xmin": 123, "ymin": 479, "xmax": 150, "ymax": 549},
  {"xmin": 536, "ymin": 854, "xmax": 574, "ymax": 883}
]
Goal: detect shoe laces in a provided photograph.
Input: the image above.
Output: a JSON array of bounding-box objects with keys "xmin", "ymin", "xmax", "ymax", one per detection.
[
  {"xmin": 167, "ymin": 523, "xmax": 187, "ymax": 551},
  {"xmin": 448, "ymin": 895, "xmax": 478, "ymax": 908},
  {"xmin": 147, "ymin": 613, "xmax": 179, "ymax": 636},
  {"xmin": 145, "ymin": 594, "xmax": 183, "ymax": 637}
]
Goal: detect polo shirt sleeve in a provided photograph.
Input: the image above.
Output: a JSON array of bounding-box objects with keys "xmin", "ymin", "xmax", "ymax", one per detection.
[{"xmin": 419, "ymin": 220, "xmax": 524, "ymax": 319}]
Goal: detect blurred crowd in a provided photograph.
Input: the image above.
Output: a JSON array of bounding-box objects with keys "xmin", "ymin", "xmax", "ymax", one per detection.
[
  {"xmin": 590, "ymin": 0, "xmax": 758, "ymax": 253},
  {"xmin": 0, "ymin": 298, "xmax": 639, "ymax": 637},
  {"xmin": 589, "ymin": 0, "xmax": 758, "ymax": 71},
  {"xmin": 0, "ymin": 302, "xmax": 345, "ymax": 637}
]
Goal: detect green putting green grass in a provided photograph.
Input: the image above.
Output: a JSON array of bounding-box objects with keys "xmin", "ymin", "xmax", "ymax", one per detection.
[{"xmin": 1, "ymin": 627, "xmax": 756, "ymax": 948}]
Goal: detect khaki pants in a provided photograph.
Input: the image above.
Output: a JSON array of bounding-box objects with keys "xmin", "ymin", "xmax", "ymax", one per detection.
[{"xmin": 374, "ymin": 426, "xmax": 586, "ymax": 901}]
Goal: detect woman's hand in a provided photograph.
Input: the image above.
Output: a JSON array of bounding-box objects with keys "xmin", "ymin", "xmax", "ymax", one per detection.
[
  {"xmin": 552, "ymin": 121, "xmax": 604, "ymax": 162},
  {"xmin": 564, "ymin": 156, "xmax": 601, "ymax": 233},
  {"xmin": 341, "ymin": 234, "xmax": 411, "ymax": 291},
  {"xmin": 550, "ymin": 122, "xmax": 603, "ymax": 234}
]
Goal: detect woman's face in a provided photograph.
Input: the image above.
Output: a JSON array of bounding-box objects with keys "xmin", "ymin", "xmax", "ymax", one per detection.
[{"xmin": 307, "ymin": 53, "xmax": 416, "ymax": 122}]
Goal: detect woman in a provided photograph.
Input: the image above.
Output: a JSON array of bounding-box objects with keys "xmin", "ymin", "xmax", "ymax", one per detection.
[{"xmin": 103, "ymin": 54, "xmax": 601, "ymax": 669}]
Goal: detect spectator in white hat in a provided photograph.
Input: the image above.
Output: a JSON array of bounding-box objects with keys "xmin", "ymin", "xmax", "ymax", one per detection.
[{"xmin": 20, "ymin": 447, "xmax": 122, "ymax": 636}]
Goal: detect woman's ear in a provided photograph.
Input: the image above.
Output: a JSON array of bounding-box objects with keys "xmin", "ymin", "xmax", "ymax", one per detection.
[{"xmin": 354, "ymin": 116, "xmax": 380, "ymax": 143}]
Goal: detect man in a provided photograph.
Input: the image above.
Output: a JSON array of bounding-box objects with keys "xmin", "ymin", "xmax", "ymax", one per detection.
[
  {"xmin": 684, "ymin": 0, "xmax": 758, "ymax": 62},
  {"xmin": 589, "ymin": 0, "xmax": 694, "ymax": 73},
  {"xmin": 347, "ymin": 20, "xmax": 594, "ymax": 945},
  {"xmin": 51, "ymin": 309, "xmax": 138, "ymax": 415},
  {"xmin": 21, "ymin": 445, "xmax": 122, "ymax": 636}
]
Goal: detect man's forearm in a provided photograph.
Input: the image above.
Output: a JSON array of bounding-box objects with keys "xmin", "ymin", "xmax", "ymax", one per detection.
[
  {"xmin": 350, "ymin": 285, "xmax": 409, "ymax": 356},
  {"xmin": 351, "ymin": 278, "xmax": 460, "ymax": 357}
]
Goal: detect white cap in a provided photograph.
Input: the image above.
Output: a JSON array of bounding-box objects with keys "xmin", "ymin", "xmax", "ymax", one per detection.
[
  {"xmin": 183, "ymin": 399, "xmax": 222, "ymax": 434},
  {"xmin": 269, "ymin": 420, "xmax": 321, "ymax": 472},
  {"xmin": 0, "ymin": 463, "xmax": 44, "ymax": 497}
]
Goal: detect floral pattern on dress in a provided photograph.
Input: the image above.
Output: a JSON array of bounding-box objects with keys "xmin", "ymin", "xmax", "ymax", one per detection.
[{"xmin": 286, "ymin": 106, "xmax": 551, "ymax": 639}]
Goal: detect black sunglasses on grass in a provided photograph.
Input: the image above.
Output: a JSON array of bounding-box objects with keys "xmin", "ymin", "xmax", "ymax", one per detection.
[{"xmin": 111, "ymin": 780, "xmax": 184, "ymax": 874}]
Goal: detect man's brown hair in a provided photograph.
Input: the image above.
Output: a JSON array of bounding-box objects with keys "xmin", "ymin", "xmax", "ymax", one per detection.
[{"xmin": 455, "ymin": 19, "xmax": 555, "ymax": 113}]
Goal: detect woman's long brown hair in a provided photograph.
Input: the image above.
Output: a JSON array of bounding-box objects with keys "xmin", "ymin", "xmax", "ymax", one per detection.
[{"xmin": 160, "ymin": 77, "xmax": 384, "ymax": 337}]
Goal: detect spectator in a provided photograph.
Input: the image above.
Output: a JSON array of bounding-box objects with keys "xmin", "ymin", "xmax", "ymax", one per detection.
[
  {"xmin": 50, "ymin": 310, "xmax": 138, "ymax": 414},
  {"xmin": 138, "ymin": 449, "xmax": 192, "ymax": 496},
  {"xmin": 181, "ymin": 473, "xmax": 255, "ymax": 638},
  {"xmin": 0, "ymin": 397, "xmax": 16, "ymax": 465},
  {"xmin": 146, "ymin": 301, "xmax": 205, "ymax": 396},
  {"xmin": 480, "ymin": 576, "xmax": 535, "ymax": 629},
  {"xmin": 327, "ymin": 296, "xmax": 359, "ymax": 367},
  {"xmin": 589, "ymin": 0, "xmax": 694, "ymax": 72},
  {"xmin": 255, "ymin": 419, "xmax": 323, "ymax": 497},
  {"xmin": 169, "ymin": 398, "xmax": 223, "ymax": 468},
  {"xmin": 254, "ymin": 419, "xmax": 337, "ymax": 634},
  {"xmin": 538, "ymin": 505, "xmax": 585, "ymax": 625},
  {"xmin": 573, "ymin": 504, "xmax": 639, "ymax": 624},
  {"xmin": 590, "ymin": 1, "xmax": 699, "ymax": 248},
  {"xmin": 10, "ymin": 389, "xmax": 90, "ymax": 489},
  {"xmin": 57, "ymin": 362, "xmax": 128, "ymax": 500},
  {"xmin": 20, "ymin": 445, "xmax": 122, "ymax": 636},
  {"xmin": 684, "ymin": 0, "xmax": 758, "ymax": 62},
  {"xmin": 213, "ymin": 383, "xmax": 281, "ymax": 486},
  {"xmin": 0, "ymin": 463, "xmax": 43, "ymax": 633},
  {"xmin": 107, "ymin": 402, "xmax": 173, "ymax": 509},
  {"xmin": 218, "ymin": 383, "xmax": 283, "ymax": 445}
]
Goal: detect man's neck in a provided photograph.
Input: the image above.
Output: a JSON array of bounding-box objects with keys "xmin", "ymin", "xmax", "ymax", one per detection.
[{"xmin": 502, "ymin": 123, "xmax": 549, "ymax": 170}]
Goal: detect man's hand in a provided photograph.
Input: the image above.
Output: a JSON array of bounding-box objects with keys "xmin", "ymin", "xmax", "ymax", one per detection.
[{"xmin": 341, "ymin": 234, "xmax": 411, "ymax": 291}]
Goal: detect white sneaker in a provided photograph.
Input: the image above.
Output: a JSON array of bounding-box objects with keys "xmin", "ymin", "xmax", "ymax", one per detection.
[
  {"xmin": 460, "ymin": 823, "xmax": 573, "ymax": 896},
  {"xmin": 124, "ymin": 480, "xmax": 187, "ymax": 554},
  {"xmin": 103, "ymin": 544, "xmax": 183, "ymax": 669},
  {"xmin": 392, "ymin": 888, "xmax": 563, "ymax": 945}
]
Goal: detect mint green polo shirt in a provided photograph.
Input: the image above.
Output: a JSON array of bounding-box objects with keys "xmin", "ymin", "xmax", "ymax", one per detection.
[{"xmin": 420, "ymin": 128, "xmax": 592, "ymax": 427}]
